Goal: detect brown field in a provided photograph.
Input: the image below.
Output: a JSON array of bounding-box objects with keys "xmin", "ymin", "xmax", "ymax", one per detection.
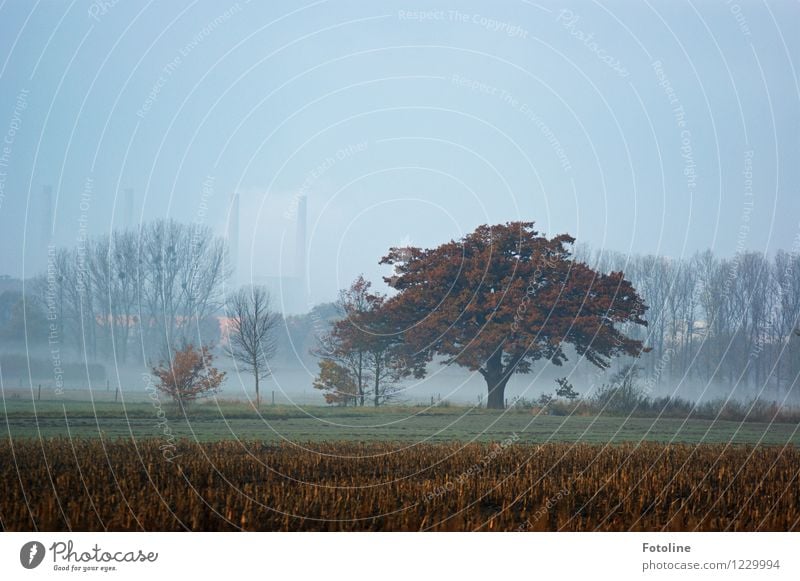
[{"xmin": 1, "ymin": 438, "xmax": 798, "ymax": 531}]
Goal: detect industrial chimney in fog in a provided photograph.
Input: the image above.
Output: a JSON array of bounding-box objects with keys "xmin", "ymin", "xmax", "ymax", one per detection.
[
  {"xmin": 41, "ymin": 185, "xmax": 52, "ymax": 249},
  {"xmin": 227, "ymin": 192, "xmax": 240, "ymax": 283},
  {"xmin": 295, "ymin": 195, "xmax": 306, "ymax": 280},
  {"xmin": 124, "ymin": 188, "xmax": 134, "ymax": 229}
]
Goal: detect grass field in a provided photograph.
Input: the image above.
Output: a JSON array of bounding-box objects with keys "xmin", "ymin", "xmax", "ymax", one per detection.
[{"xmin": 1, "ymin": 398, "xmax": 799, "ymax": 444}]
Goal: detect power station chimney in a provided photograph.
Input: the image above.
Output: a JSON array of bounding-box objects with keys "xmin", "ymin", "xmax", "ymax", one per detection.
[
  {"xmin": 41, "ymin": 185, "xmax": 52, "ymax": 249},
  {"xmin": 295, "ymin": 195, "xmax": 307, "ymax": 280},
  {"xmin": 227, "ymin": 192, "xmax": 239, "ymax": 283},
  {"xmin": 124, "ymin": 188, "xmax": 134, "ymax": 229}
]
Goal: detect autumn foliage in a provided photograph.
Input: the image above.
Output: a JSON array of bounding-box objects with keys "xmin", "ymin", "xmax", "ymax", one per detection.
[
  {"xmin": 312, "ymin": 359, "xmax": 358, "ymax": 405},
  {"xmin": 314, "ymin": 276, "xmax": 417, "ymax": 406},
  {"xmin": 151, "ymin": 344, "xmax": 226, "ymax": 406},
  {"xmin": 381, "ymin": 222, "xmax": 649, "ymax": 408}
]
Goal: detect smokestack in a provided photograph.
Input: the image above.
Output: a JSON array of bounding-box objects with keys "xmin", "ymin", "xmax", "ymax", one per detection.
[
  {"xmin": 41, "ymin": 185, "xmax": 52, "ymax": 249},
  {"xmin": 295, "ymin": 195, "xmax": 306, "ymax": 281},
  {"xmin": 227, "ymin": 192, "xmax": 239, "ymax": 283},
  {"xmin": 124, "ymin": 188, "xmax": 134, "ymax": 229}
]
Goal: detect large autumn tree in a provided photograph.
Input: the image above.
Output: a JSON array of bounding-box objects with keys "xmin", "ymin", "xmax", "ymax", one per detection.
[{"xmin": 380, "ymin": 222, "xmax": 649, "ymax": 409}]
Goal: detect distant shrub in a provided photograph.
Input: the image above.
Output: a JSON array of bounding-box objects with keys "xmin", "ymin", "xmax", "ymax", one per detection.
[{"xmin": 591, "ymin": 364, "xmax": 645, "ymax": 413}]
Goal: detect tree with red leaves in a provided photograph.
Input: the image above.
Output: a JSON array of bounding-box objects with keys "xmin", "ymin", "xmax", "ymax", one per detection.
[
  {"xmin": 151, "ymin": 344, "xmax": 226, "ymax": 407},
  {"xmin": 312, "ymin": 359, "xmax": 358, "ymax": 406},
  {"xmin": 380, "ymin": 222, "xmax": 649, "ymax": 409},
  {"xmin": 314, "ymin": 276, "xmax": 416, "ymax": 406}
]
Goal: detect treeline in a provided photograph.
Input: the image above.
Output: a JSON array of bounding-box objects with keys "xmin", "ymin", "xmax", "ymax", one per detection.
[
  {"xmin": 2, "ymin": 219, "xmax": 799, "ymax": 404},
  {"xmin": 577, "ymin": 246, "xmax": 800, "ymax": 396},
  {"xmin": 23, "ymin": 219, "xmax": 229, "ymax": 364}
]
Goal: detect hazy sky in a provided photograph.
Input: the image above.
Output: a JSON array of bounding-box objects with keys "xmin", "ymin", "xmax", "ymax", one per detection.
[{"xmin": 1, "ymin": 0, "xmax": 798, "ymax": 310}]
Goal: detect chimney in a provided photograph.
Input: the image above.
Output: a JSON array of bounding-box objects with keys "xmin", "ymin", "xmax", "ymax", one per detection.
[
  {"xmin": 41, "ymin": 185, "xmax": 52, "ymax": 249},
  {"xmin": 227, "ymin": 192, "xmax": 239, "ymax": 283},
  {"xmin": 124, "ymin": 188, "xmax": 134, "ymax": 229},
  {"xmin": 295, "ymin": 195, "xmax": 307, "ymax": 280}
]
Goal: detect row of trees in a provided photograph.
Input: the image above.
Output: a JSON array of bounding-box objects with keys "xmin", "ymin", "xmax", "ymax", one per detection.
[
  {"xmin": 576, "ymin": 246, "xmax": 800, "ymax": 395},
  {"xmin": 15, "ymin": 217, "xmax": 800, "ymax": 409},
  {"xmin": 312, "ymin": 223, "xmax": 800, "ymax": 408},
  {"xmin": 28, "ymin": 219, "xmax": 229, "ymax": 363}
]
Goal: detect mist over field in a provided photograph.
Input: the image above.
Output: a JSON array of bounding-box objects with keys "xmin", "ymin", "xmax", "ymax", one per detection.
[
  {"xmin": 1, "ymin": 0, "xmax": 799, "ymax": 412},
  {"xmin": 1, "ymin": 0, "xmax": 800, "ymax": 540}
]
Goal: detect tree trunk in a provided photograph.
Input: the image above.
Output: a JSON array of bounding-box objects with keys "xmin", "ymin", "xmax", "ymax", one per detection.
[
  {"xmin": 358, "ymin": 353, "xmax": 365, "ymax": 407},
  {"xmin": 486, "ymin": 376, "xmax": 507, "ymax": 409},
  {"xmin": 255, "ymin": 373, "xmax": 260, "ymax": 407},
  {"xmin": 374, "ymin": 355, "xmax": 381, "ymax": 407},
  {"xmin": 484, "ymin": 349, "xmax": 508, "ymax": 409}
]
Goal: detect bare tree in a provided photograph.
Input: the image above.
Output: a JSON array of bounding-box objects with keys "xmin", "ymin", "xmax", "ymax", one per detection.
[
  {"xmin": 136, "ymin": 219, "xmax": 230, "ymax": 361},
  {"xmin": 772, "ymin": 250, "xmax": 800, "ymax": 394},
  {"xmin": 225, "ymin": 286, "xmax": 279, "ymax": 406}
]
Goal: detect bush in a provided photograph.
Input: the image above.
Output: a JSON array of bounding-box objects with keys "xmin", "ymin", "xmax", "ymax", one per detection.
[
  {"xmin": 591, "ymin": 364, "xmax": 645, "ymax": 413},
  {"xmin": 151, "ymin": 344, "xmax": 225, "ymax": 408}
]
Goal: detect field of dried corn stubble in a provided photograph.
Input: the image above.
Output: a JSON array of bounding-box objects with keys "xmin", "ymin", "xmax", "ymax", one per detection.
[{"xmin": 1, "ymin": 438, "xmax": 798, "ymax": 531}]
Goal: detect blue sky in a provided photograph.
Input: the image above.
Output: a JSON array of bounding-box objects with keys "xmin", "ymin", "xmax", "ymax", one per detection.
[{"xmin": 1, "ymin": 0, "xmax": 798, "ymax": 309}]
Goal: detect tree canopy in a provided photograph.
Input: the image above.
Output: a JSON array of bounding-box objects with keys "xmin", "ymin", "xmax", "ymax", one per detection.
[{"xmin": 380, "ymin": 221, "xmax": 649, "ymax": 408}]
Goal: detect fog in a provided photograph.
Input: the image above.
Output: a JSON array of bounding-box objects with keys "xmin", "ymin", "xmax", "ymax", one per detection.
[{"xmin": 1, "ymin": 0, "xmax": 799, "ymax": 409}]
